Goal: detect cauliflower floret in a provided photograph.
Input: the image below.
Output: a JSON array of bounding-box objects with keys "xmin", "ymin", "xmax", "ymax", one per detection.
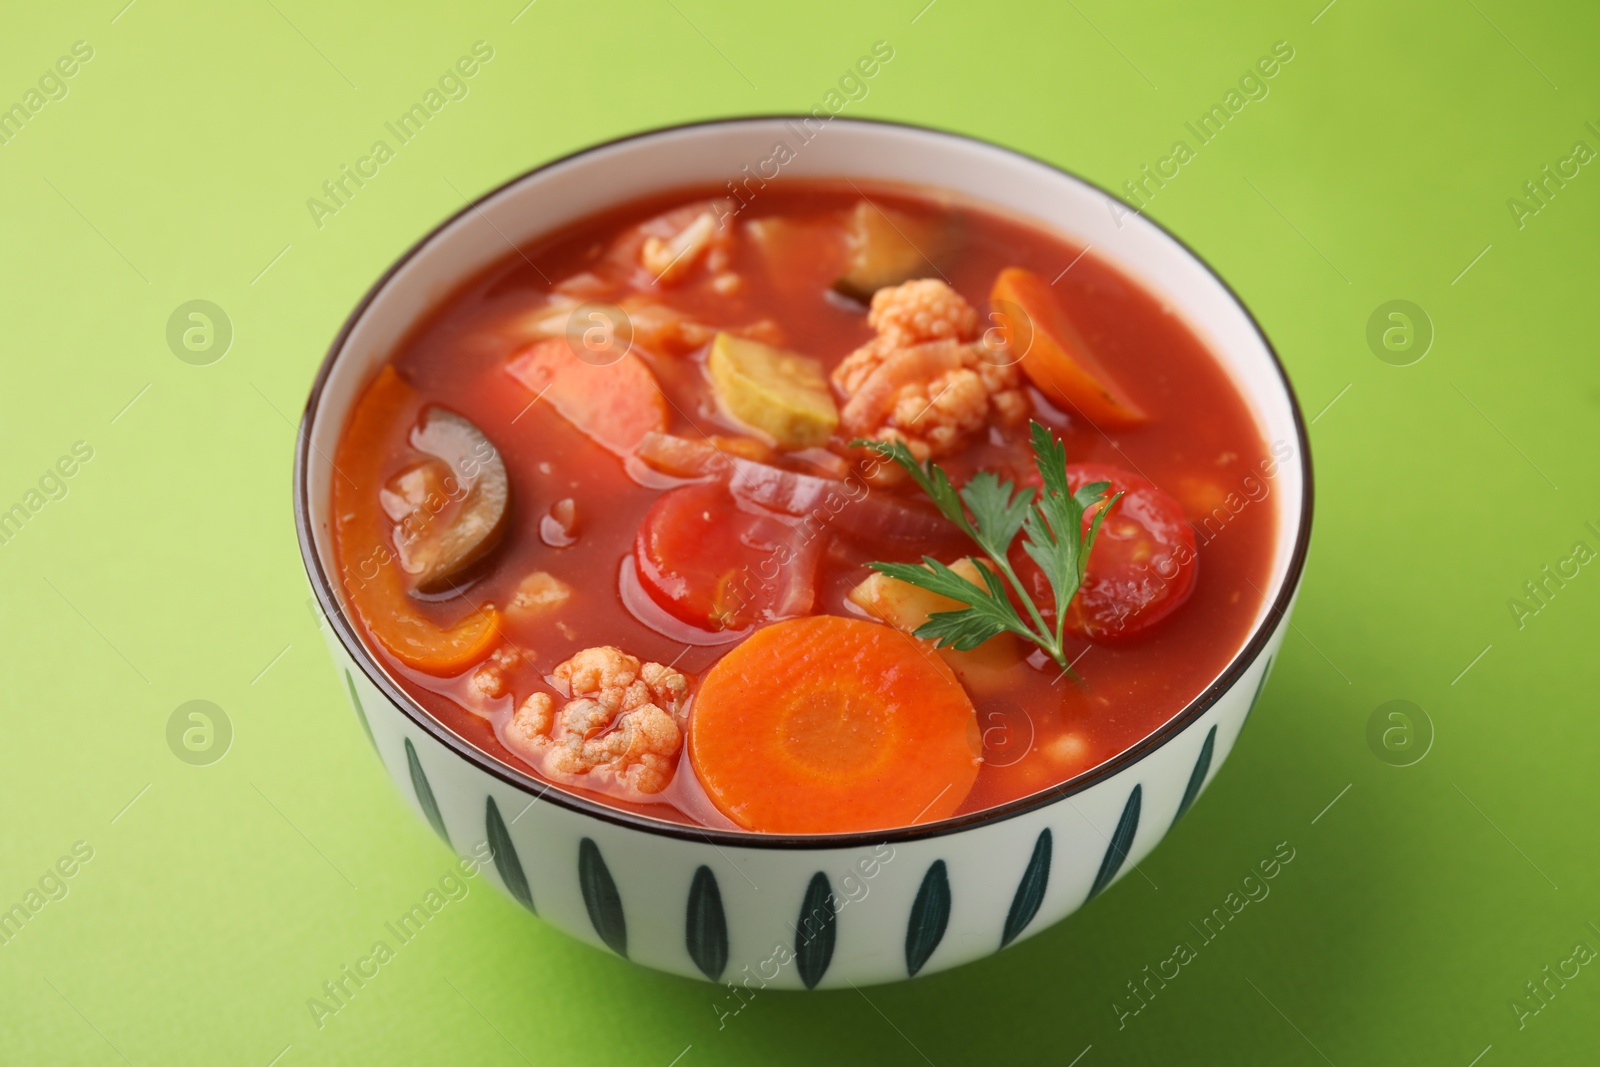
[
  {"xmin": 468, "ymin": 646, "xmax": 531, "ymax": 709},
  {"xmin": 506, "ymin": 570, "xmax": 572, "ymax": 624},
  {"xmin": 889, "ymin": 362, "xmax": 990, "ymax": 457},
  {"xmin": 503, "ymin": 646, "xmax": 689, "ymax": 795},
  {"xmin": 867, "ymin": 277, "xmax": 979, "ymax": 348},
  {"xmin": 832, "ymin": 280, "xmax": 1029, "ymax": 473}
]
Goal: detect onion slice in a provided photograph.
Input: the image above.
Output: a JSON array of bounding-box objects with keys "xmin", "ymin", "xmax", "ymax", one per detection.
[{"xmin": 635, "ymin": 432, "xmax": 951, "ymax": 545}]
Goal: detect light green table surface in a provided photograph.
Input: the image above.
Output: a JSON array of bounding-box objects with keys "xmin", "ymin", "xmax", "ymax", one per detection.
[{"xmin": 2, "ymin": 1, "xmax": 1597, "ymax": 1064}]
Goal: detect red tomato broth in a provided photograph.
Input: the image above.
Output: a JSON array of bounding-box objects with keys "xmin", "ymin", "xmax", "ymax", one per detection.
[{"xmin": 330, "ymin": 178, "xmax": 1278, "ymax": 831}]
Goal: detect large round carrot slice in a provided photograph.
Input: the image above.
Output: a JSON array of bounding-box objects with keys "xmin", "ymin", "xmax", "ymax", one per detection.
[
  {"xmin": 689, "ymin": 616, "xmax": 981, "ymax": 833},
  {"xmin": 991, "ymin": 266, "xmax": 1147, "ymax": 428}
]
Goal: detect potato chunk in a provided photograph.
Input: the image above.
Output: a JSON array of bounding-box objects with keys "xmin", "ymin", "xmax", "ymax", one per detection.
[
  {"xmin": 848, "ymin": 558, "xmax": 1022, "ymax": 695},
  {"xmin": 505, "ymin": 570, "xmax": 573, "ymax": 625},
  {"xmin": 707, "ymin": 332, "xmax": 838, "ymax": 448}
]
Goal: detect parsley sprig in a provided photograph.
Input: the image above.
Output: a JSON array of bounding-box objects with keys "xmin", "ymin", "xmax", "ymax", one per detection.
[{"xmin": 854, "ymin": 422, "xmax": 1121, "ymax": 673}]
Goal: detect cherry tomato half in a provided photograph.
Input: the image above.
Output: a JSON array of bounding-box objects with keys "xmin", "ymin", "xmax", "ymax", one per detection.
[
  {"xmin": 634, "ymin": 482, "xmax": 819, "ymax": 632},
  {"xmin": 1016, "ymin": 463, "xmax": 1197, "ymax": 641}
]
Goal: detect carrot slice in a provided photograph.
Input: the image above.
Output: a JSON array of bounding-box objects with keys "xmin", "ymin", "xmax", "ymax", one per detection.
[
  {"xmin": 332, "ymin": 365, "xmax": 500, "ymax": 675},
  {"xmin": 990, "ymin": 266, "xmax": 1147, "ymax": 427},
  {"xmin": 689, "ymin": 616, "xmax": 980, "ymax": 833},
  {"xmin": 505, "ymin": 338, "xmax": 667, "ymax": 456}
]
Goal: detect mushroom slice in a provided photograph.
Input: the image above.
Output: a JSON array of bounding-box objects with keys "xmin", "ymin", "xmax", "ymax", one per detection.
[{"xmin": 407, "ymin": 406, "xmax": 510, "ymax": 594}]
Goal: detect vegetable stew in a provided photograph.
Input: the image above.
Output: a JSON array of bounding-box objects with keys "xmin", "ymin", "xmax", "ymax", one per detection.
[{"xmin": 330, "ymin": 179, "xmax": 1281, "ymax": 834}]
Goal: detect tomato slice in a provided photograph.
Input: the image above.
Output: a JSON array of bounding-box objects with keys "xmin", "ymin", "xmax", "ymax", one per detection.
[
  {"xmin": 1015, "ymin": 463, "xmax": 1197, "ymax": 641},
  {"xmin": 633, "ymin": 482, "xmax": 819, "ymax": 632}
]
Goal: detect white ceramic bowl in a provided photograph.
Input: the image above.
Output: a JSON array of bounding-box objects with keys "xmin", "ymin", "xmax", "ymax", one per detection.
[{"xmin": 294, "ymin": 117, "xmax": 1312, "ymax": 988}]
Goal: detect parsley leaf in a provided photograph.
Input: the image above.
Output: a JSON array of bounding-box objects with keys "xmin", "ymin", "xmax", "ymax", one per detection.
[
  {"xmin": 959, "ymin": 470, "xmax": 1035, "ymax": 560},
  {"xmin": 854, "ymin": 422, "xmax": 1121, "ymax": 672},
  {"xmin": 869, "ymin": 557, "xmax": 1020, "ymax": 650}
]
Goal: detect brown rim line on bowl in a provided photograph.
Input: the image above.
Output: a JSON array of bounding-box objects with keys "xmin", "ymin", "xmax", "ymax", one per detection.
[{"xmin": 294, "ymin": 117, "xmax": 1312, "ymax": 986}]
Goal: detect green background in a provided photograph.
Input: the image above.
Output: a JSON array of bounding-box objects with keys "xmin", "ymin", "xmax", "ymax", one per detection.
[{"xmin": 2, "ymin": 0, "xmax": 1596, "ymax": 1063}]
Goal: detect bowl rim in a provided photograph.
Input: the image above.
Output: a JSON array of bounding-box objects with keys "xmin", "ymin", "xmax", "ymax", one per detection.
[{"xmin": 294, "ymin": 114, "xmax": 1314, "ymax": 851}]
